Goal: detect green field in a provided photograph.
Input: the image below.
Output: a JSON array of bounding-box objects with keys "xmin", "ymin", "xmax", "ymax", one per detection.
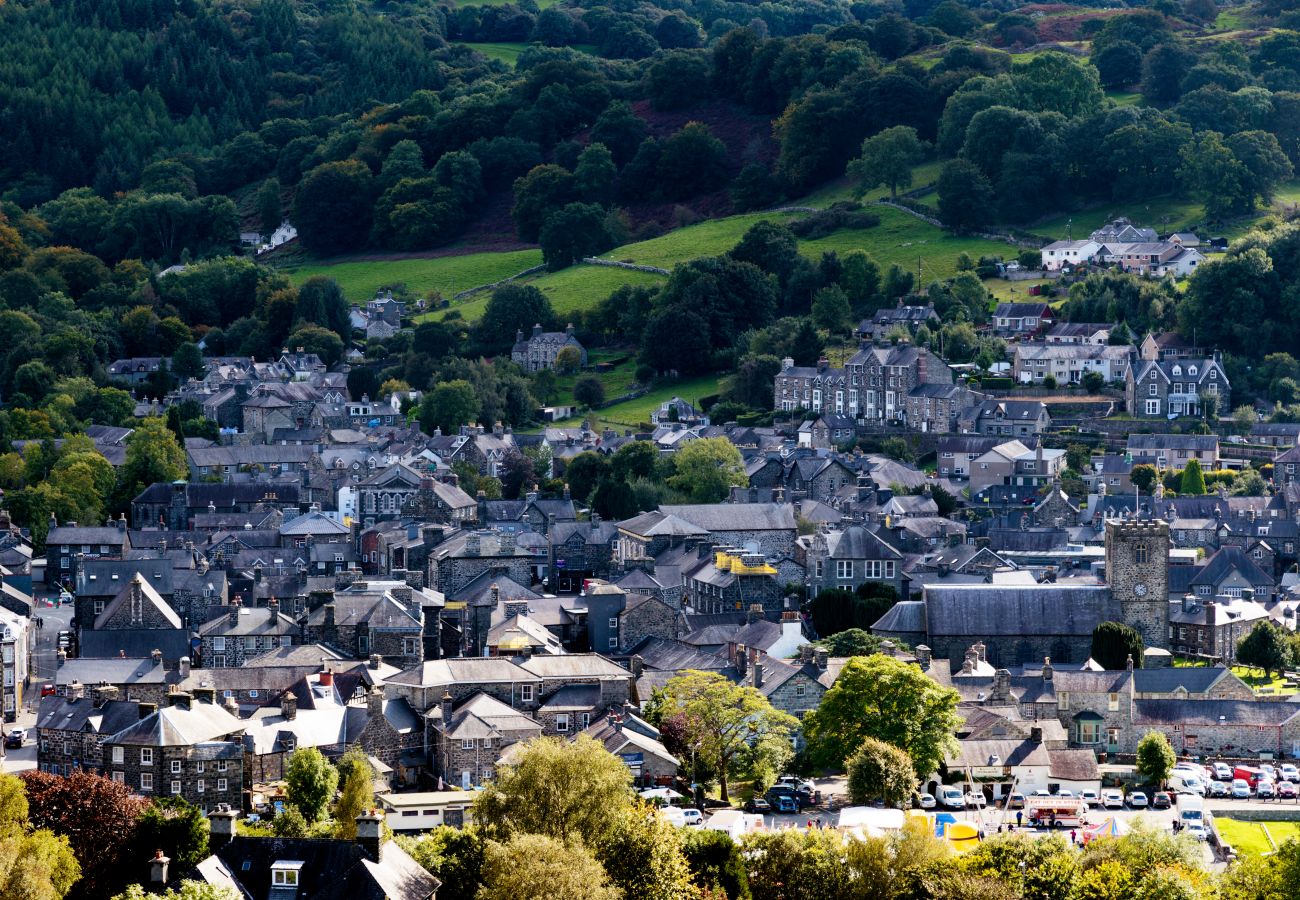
[
  {"xmin": 551, "ymin": 373, "xmax": 724, "ymax": 432},
  {"xmin": 281, "ymin": 249, "xmax": 543, "ymax": 304},
  {"xmin": 1215, "ymin": 819, "xmax": 1300, "ymax": 855},
  {"xmin": 1029, "ymin": 197, "xmax": 1206, "ymax": 242},
  {"xmin": 608, "ymin": 212, "xmax": 800, "ymax": 268},
  {"xmin": 459, "ymin": 41, "xmax": 595, "ymax": 64},
  {"xmin": 1107, "ymin": 91, "xmax": 1141, "ymax": 107},
  {"xmin": 797, "ymin": 160, "xmax": 944, "ymax": 208},
  {"xmin": 428, "ymin": 264, "xmax": 667, "ymax": 324},
  {"xmin": 801, "ymin": 205, "xmax": 1015, "ymax": 283}
]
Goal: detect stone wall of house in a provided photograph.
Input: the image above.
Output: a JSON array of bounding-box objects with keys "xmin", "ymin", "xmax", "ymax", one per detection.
[
  {"xmin": 104, "ymin": 742, "xmax": 242, "ymax": 812},
  {"xmin": 708, "ymin": 529, "xmax": 796, "ymax": 563},
  {"xmin": 433, "ymin": 556, "xmax": 533, "ymax": 596},
  {"xmin": 932, "ymin": 634, "xmax": 1093, "ymax": 668},
  {"xmin": 618, "ymin": 599, "xmax": 681, "ymax": 652}
]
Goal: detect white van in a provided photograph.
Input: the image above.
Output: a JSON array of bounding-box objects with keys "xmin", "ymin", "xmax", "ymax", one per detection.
[
  {"xmin": 1178, "ymin": 794, "xmax": 1204, "ymax": 825},
  {"xmin": 1169, "ymin": 772, "xmax": 1204, "ymax": 795}
]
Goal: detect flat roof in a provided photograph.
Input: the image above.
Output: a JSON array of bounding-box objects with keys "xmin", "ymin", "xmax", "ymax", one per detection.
[{"xmin": 377, "ymin": 791, "xmax": 474, "ymax": 807}]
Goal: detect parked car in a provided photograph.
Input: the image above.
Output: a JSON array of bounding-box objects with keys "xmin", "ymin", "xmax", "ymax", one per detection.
[
  {"xmin": 1185, "ymin": 822, "xmax": 1209, "ymax": 841},
  {"xmin": 3, "ymin": 729, "xmax": 24, "ymax": 748},
  {"xmin": 1127, "ymin": 791, "xmax": 1148, "ymax": 809},
  {"xmin": 680, "ymin": 809, "xmax": 704, "ymax": 827},
  {"xmin": 775, "ymin": 796, "xmax": 798, "ymax": 814},
  {"xmin": 39, "ymin": 684, "xmax": 55, "ymax": 697},
  {"xmin": 1152, "ymin": 792, "xmax": 1172, "ymax": 809},
  {"xmin": 1215, "ymin": 763, "xmax": 1234, "ymax": 781},
  {"xmin": 57, "ymin": 590, "xmax": 73, "ymax": 605},
  {"xmin": 776, "ymin": 775, "xmax": 816, "ymax": 794},
  {"xmin": 964, "ymin": 791, "xmax": 987, "ymax": 809},
  {"xmin": 1209, "ymin": 781, "xmax": 1230, "ymax": 798},
  {"xmin": 939, "ymin": 787, "xmax": 966, "ymax": 810},
  {"xmin": 1281, "ymin": 764, "xmax": 1300, "ymax": 783},
  {"xmin": 745, "ymin": 798, "xmax": 771, "ymax": 814},
  {"xmin": 1056, "ymin": 790, "xmax": 1075, "ymax": 798},
  {"xmin": 1006, "ymin": 792, "xmax": 1026, "ymax": 810},
  {"xmin": 1102, "ymin": 790, "xmax": 1124, "ymax": 810},
  {"xmin": 1262, "ymin": 764, "xmax": 1277, "ymax": 780},
  {"xmin": 56, "ymin": 630, "xmax": 70, "ymax": 648},
  {"xmin": 915, "ymin": 793, "xmax": 936, "ymax": 810},
  {"xmin": 1278, "ymin": 781, "xmax": 1297, "ymax": 799},
  {"xmin": 766, "ymin": 786, "xmax": 810, "ymax": 809},
  {"xmin": 1257, "ymin": 780, "xmax": 1277, "ymax": 800},
  {"xmin": 1080, "ymin": 790, "xmax": 1100, "ymax": 808},
  {"xmin": 1232, "ymin": 779, "xmax": 1252, "ymax": 799}
]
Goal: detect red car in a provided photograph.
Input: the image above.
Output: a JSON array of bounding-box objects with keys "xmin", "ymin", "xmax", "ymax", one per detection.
[{"xmin": 39, "ymin": 684, "xmax": 55, "ymax": 697}]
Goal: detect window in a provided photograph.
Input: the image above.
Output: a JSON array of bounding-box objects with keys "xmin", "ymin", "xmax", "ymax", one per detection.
[
  {"xmin": 273, "ymin": 869, "xmax": 299, "ymax": 887},
  {"xmin": 140, "ymin": 773, "xmax": 153, "ymax": 791},
  {"xmin": 556, "ymin": 714, "xmax": 569, "ymax": 733},
  {"xmin": 403, "ymin": 637, "xmax": 418, "ymax": 655},
  {"xmin": 1145, "ymin": 400, "xmax": 1160, "ymax": 415},
  {"xmin": 1149, "ymin": 383, "xmax": 1157, "ymax": 396},
  {"xmin": 608, "ymin": 637, "xmax": 618, "ymax": 649},
  {"xmin": 217, "ymin": 778, "xmax": 227, "ymax": 792},
  {"xmin": 248, "ymin": 690, "xmax": 258, "ymax": 699},
  {"xmin": 1107, "ymin": 727, "xmax": 1121, "ymax": 746},
  {"xmin": 1078, "ymin": 721, "xmax": 1101, "ymax": 744},
  {"xmin": 1135, "ymin": 544, "xmax": 1149, "ymax": 565},
  {"xmin": 520, "ymin": 684, "xmax": 534, "ymax": 703},
  {"xmin": 171, "ymin": 780, "xmax": 181, "ymax": 795},
  {"xmin": 196, "ymin": 761, "xmax": 204, "ymax": 773},
  {"xmin": 140, "ymin": 748, "xmax": 153, "ymax": 766},
  {"xmin": 112, "ymin": 747, "xmax": 123, "ymax": 764},
  {"xmin": 1108, "ymin": 692, "xmax": 1119, "ymax": 711},
  {"xmin": 196, "ymin": 779, "xmax": 204, "ymax": 794},
  {"xmin": 462, "ymin": 739, "xmax": 476, "ymax": 750},
  {"xmin": 212, "ymin": 637, "xmax": 226, "ymax": 652},
  {"xmin": 1058, "ymin": 692, "xmax": 1069, "ymax": 710},
  {"xmin": 608, "ymin": 617, "xmax": 619, "ymax": 629},
  {"xmin": 836, "ymin": 560, "xmax": 853, "ymax": 579},
  {"xmin": 93, "ymin": 600, "xmax": 105, "ymax": 615},
  {"xmin": 581, "ymin": 713, "xmax": 590, "ymax": 729},
  {"xmin": 171, "ymin": 760, "xmax": 182, "ymax": 774},
  {"xmin": 795, "ymin": 684, "xmax": 805, "ymax": 697},
  {"xmin": 217, "ymin": 760, "xmax": 227, "ymax": 772},
  {"xmin": 111, "ymin": 771, "xmax": 124, "ymax": 783},
  {"xmin": 884, "ymin": 561, "xmax": 896, "ymax": 578}
]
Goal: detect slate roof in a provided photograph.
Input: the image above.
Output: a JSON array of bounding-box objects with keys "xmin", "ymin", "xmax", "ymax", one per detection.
[
  {"xmin": 95, "ymin": 574, "xmax": 182, "ymax": 629},
  {"xmin": 1049, "ymin": 749, "xmax": 1101, "ymax": 781},
  {"xmin": 37, "ymin": 697, "xmax": 142, "ymax": 735},
  {"xmin": 1132, "ymin": 666, "xmax": 1230, "ymax": 694},
  {"xmin": 441, "ymin": 692, "xmax": 541, "ymax": 740},
  {"xmin": 203, "ymin": 836, "xmax": 439, "ymax": 900},
  {"xmin": 1133, "ymin": 699, "xmax": 1300, "ymax": 727},
  {"xmin": 1190, "ymin": 546, "xmax": 1273, "ymax": 589},
  {"xmin": 922, "ymin": 585, "xmax": 1115, "ymax": 637},
  {"xmin": 55, "ymin": 657, "xmax": 168, "ymax": 688},
  {"xmin": 660, "ymin": 503, "xmax": 795, "ymax": 532},
  {"xmin": 617, "ymin": 511, "xmax": 709, "ymax": 538},
  {"xmin": 79, "ymin": 629, "xmax": 192, "ymax": 661},
  {"xmin": 871, "ymin": 600, "xmax": 926, "ymax": 634},
  {"xmin": 947, "ymin": 738, "xmax": 1050, "ymax": 769},
  {"xmin": 826, "ymin": 525, "xmax": 903, "ymax": 561},
  {"xmin": 107, "ymin": 699, "xmax": 243, "ymax": 745}
]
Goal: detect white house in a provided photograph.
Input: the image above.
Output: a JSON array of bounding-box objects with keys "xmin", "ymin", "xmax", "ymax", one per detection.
[{"xmin": 1040, "ymin": 240, "xmax": 1101, "ymax": 271}]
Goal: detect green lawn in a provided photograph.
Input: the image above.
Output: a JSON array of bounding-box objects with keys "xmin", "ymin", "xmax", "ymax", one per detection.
[
  {"xmin": 280, "ymin": 249, "xmax": 543, "ymax": 304},
  {"xmin": 607, "ymin": 212, "xmax": 800, "ymax": 269},
  {"xmin": 427, "ymin": 264, "xmax": 667, "ymax": 325},
  {"xmin": 1215, "ymin": 819, "xmax": 1300, "ymax": 855},
  {"xmin": 800, "ymin": 205, "xmax": 1015, "ymax": 283},
  {"xmin": 547, "ymin": 352, "xmax": 641, "ymax": 412},
  {"xmin": 1213, "ymin": 7, "xmax": 1249, "ymax": 30},
  {"xmin": 550, "ymin": 374, "xmax": 723, "ymax": 432},
  {"xmin": 1107, "ymin": 91, "xmax": 1141, "ymax": 107},
  {"xmin": 1029, "ymin": 197, "xmax": 1206, "ymax": 242},
  {"xmin": 1230, "ymin": 665, "xmax": 1298, "ymax": 695},
  {"xmin": 797, "ymin": 160, "xmax": 944, "ymax": 208}
]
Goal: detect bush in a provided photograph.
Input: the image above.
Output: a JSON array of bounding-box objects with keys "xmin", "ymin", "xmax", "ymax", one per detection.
[
  {"xmin": 788, "ymin": 203, "xmax": 881, "ymax": 240},
  {"xmin": 574, "ymin": 376, "xmax": 606, "ymax": 409}
]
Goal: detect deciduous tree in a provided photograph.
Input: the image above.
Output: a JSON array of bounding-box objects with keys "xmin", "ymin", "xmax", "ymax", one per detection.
[
  {"xmin": 284, "ymin": 747, "xmax": 338, "ymax": 824},
  {"xmin": 848, "ymin": 126, "xmax": 927, "ymax": 198},
  {"xmin": 1237, "ymin": 620, "xmax": 1291, "ymax": 679},
  {"xmin": 666, "ymin": 437, "xmax": 747, "ymax": 503},
  {"xmin": 847, "ymin": 737, "xmax": 916, "ymax": 807},
  {"xmin": 1136, "ymin": 730, "xmax": 1176, "ymax": 788},
  {"xmin": 478, "ymin": 834, "xmax": 618, "ymax": 900}
]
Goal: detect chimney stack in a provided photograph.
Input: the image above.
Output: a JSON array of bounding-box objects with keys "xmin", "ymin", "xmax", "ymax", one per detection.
[
  {"xmin": 1042, "ymin": 657, "xmax": 1054, "ymax": 682},
  {"xmin": 208, "ymin": 804, "xmax": 238, "ymax": 851},
  {"xmin": 369, "ymin": 653, "xmax": 382, "ymax": 669},
  {"xmin": 148, "ymin": 850, "xmax": 170, "ymax": 886},
  {"xmin": 355, "ymin": 809, "xmax": 386, "ymax": 860},
  {"xmin": 269, "ymin": 597, "xmax": 279, "ymax": 622},
  {"xmin": 138, "ymin": 702, "xmax": 158, "ymax": 720},
  {"xmin": 281, "ymin": 692, "xmax": 297, "ymax": 720},
  {"xmin": 915, "ymin": 645, "xmax": 932, "ymax": 669},
  {"xmin": 441, "ymin": 690, "xmax": 453, "ymax": 725},
  {"xmin": 179, "ymin": 656, "xmax": 191, "ymax": 679},
  {"xmin": 814, "ymin": 647, "xmax": 828, "ymax": 669},
  {"xmin": 747, "ymin": 603, "xmax": 763, "ymax": 625}
]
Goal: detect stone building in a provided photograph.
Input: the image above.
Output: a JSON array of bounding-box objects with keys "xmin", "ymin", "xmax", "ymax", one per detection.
[
  {"xmin": 511, "ymin": 323, "xmax": 586, "ymax": 373},
  {"xmin": 660, "ymin": 503, "xmax": 797, "ymax": 562},
  {"xmin": 427, "ymin": 530, "xmax": 543, "ymax": 597},
  {"xmin": 198, "ymin": 597, "xmax": 299, "ymax": 668},
  {"xmin": 1105, "ymin": 518, "xmax": 1170, "ymax": 651},
  {"xmin": 687, "ymin": 549, "xmax": 785, "ymax": 620},
  {"xmin": 548, "ymin": 517, "xmax": 618, "ymax": 593},
  {"xmin": 1125, "ymin": 356, "xmax": 1230, "ymax": 420},
  {"xmin": 36, "ymin": 685, "xmax": 139, "ymax": 775},
  {"xmin": 301, "ymin": 584, "xmax": 425, "ymax": 669},
  {"xmin": 803, "ymin": 524, "xmax": 907, "ymax": 599}
]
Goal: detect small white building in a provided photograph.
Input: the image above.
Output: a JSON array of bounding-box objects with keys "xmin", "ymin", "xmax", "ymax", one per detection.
[
  {"xmin": 377, "ymin": 791, "xmax": 475, "ymax": 830},
  {"xmin": 1040, "ymin": 240, "xmax": 1101, "ymax": 271}
]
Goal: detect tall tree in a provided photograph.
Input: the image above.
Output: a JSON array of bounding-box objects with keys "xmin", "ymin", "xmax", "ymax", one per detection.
[
  {"xmin": 1237, "ymin": 621, "xmax": 1291, "ymax": 679},
  {"xmin": 418, "ymin": 381, "xmax": 481, "ymax": 435},
  {"xmin": 659, "ymin": 671, "xmax": 798, "ymax": 801},
  {"xmin": 1135, "ymin": 730, "xmax": 1176, "ymax": 789},
  {"xmin": 135, "ymin": 798, "xmax": 210, "ymax": 870},
  {"xmin": 478, "ymin": 834, "xmax": 618, "ymax": 900},
  {"xmin": 284, "ymin": 748, "xmax": 338, "ymax": 824},
  {"xmin": 848, "ymin": 126, "xmax": 927, "ymax": 198},
  {"xmin": 293, "ymin": 160, "xmax": 375, "ymax": 255},
  {"xmin": 1090, "ymin": 621, "xmax": 1145, "ymax": 670},
  {"xmin": 474, "ymin": 736, "xmax": 633, "ymax": 845},
  {"xmin": 801, "ymin": 655, "xmax": 960, "ymax": 775},
  {"xmin": 1180, "ymin": 458, "xmax": 1207, "ymax": 495},
  {"xmin": 256, "ymin": 177, "xmax": 282, "ymax": 235},
  {"xmin": 666, "ymin": 437, "xmax": 747, "ymax": 503},
  {"xmin": 333, "ymin": 747, "xmax": 376, "ymax": 840},
  {"xmin": 847, "ymin": 737, "xmax": 916, "ymax": 808}
]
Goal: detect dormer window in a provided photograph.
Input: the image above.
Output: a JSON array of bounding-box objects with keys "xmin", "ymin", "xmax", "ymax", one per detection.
[
  {"xmin": 1171, "ymin": 365, "xmax": 1181, "ymax": 377},
  {"xmin": 1188, "ymin": 365, "xmax": 1198, "ymax": 376},
  {"xmin": 272, "ymin": 862, "xmax": 303, "ymax": 887}
]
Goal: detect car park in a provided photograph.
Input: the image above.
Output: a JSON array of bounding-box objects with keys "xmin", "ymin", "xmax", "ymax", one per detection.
[
  {"xmin": 1279, "ymin": 781, "xmax": 1297, "ymax": 799},
  {"xmin": 1261, "ymin": 764, "xmax": 1277, "ymax": 780},
  {"xmin": 1185, "ymin": 822, "xmax": 1209, "ymax": 841},
  {"xmin": 775, "ymin": 796, "xmax": 798, "ymax": 814},
  {"xmin": 1282, "ymin": 764, "xmax": 1300, "ymax": 783},
  {"xmin": 1006, "ymin": 792, "xmax": 1025, "ymax": 809},
  {"xmin": 1232, "ymin": 779, "xmax": 1252, "ymax": 799},
  {"xmin": 939, "ymin": 787, "xmax": 965, "ymax": 810},
  {"xmin": 776, "ymin": 775, "xmax": 815, "ymax": 794},
  {"xmin": 1152, "ymin": 792, "xmax": 1172, "ymax": 809},
  {"xmin": 1127, "ymin": 791, "xmax": 1148, "ymax": 809},
  {"xmin": 1080, "ymin": 790, "xmax": 1100, "ymax": 807},
  {"xmin": 1102, "ymin": 790, "xmax": 1124, "ymax": 810},
  {"xmin": 1257, "ymin": 780, "xmax": 1277, "ymax": 800},
  {"xmin": 915, "ymin": 793, "xmax": 936, "ymax": 810},
  {"xmin": 766, "ymin": 785, "xmax": 811, "ymax": 809},
  {"xmin": 3, "ymin": 729, "xmax": 24, "ymax": 748}
]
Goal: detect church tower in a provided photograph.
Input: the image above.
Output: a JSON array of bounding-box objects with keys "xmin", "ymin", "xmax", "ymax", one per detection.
[{"xmin": 1104, "ymin": 519, "xmax": 1170, "ymax": 650}]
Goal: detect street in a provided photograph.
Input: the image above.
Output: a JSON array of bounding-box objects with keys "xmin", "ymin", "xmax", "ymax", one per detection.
[{"xmin": 2, "ymin": 586, "xmax": 72, "ymax": 774}]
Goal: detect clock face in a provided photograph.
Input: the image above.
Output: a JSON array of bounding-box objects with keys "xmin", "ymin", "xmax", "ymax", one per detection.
[{"xmin": 1133, "ymin": 582, "xmax": 1148, "ymax": 597}]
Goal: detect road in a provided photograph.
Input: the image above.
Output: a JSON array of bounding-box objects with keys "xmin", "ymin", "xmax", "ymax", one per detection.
[{"xmin": 1, "ymin": 587, "xmax": 72, "ymax": 774}]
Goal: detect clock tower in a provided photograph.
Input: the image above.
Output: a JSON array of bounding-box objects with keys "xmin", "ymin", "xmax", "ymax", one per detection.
[{"xmin": 1105, "ymin": 518, "xmax": 1170, "ymax": 651}]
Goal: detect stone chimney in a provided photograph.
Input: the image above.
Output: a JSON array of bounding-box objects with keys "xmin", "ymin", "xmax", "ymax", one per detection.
[
  {"xmin": 733, "ymin": 644, "xmax": 748, "ymax": 678},
  {"xmin": 465, "ymin": 532, "xmax": 481, "ymax": 556},
  {"xmin": 353, "ymin": 811, "xmax": 382, "ymax": 863},
  {"xmin": 92, "ymin": 684, "xmax": 119, "ymax": 708},
  {"xmin": 268, "ymin": 597, "xmax": 280, "ymax": 622},
  {"xmin": 369, "ymin": 653, "xmax": 382, "ymax": 669},
  {"xmin": 208, "ymin": 804, "xmax": 237, "ymax": 851},
  {"xmin": 630, "ymin": 655, "xmax": 644, "ymax": 676},
  {"xmin": 1042, "ymin": 657, "xmax": 1053, "ymax": 683},
  {"xmin": 974, "ymin": 641, "xmax": 986, "ymax": 663},
  {"xmin": 138, "ymin": 702, "xmax": 158, "ymax": 720},
  {"xmin": 66, "ymin": 681, "xmax": 85, "ymax": 701},
  {"xmin": 151, "ymin": 649, "xmax": 163, "ymax": 665},
  {"xmin": 193, "ymin": 686, "xmax": 216, "ymax": 705},
  {"xmin": 814, "ymin": 647, "xmax": 828, "ymax": 669},
  {"xmin": 915, "ymin": 645, "xmax": 932, "ymax": 669},
  {"xmin": 281, "ymin": 692, "xmax": 297, "ymax": 720},
  {"xmin": 179, "ymin": 656, "xmax": 191, "ymax": 679},
  {"xmin": 223, "ymin": 694, "xmax": 240, "ymax": 717},
  {"xmin": 1030, "ymin": 726, "xmax": 1043, "ymax": 743},
  {"xmin": 149, "ymin": 850, "xmax": 170, "ymax": 886},
  {"xmin": 747, "ymin": 603, "xmax": 763, "ymax": 625},
  {"xmin": 441, "ymin": 690, "xmax": 453, "ymax": 725},
  {"xmin": 167, "ymin": 690, "xmax": 192, "ymax": 709},
  {"xmin": 991, "ymin": 668, "xmax": 1011, "ymax": 702},
  {"xmin": 881, "ymin": 640, "xmax": 897, "ymax": 657},
  {"xmin": 1126, "ymin": 654, "xmax": 1135, "ymax": 672},
  {"xmin": 368, "ymin": 685, "xmax": 384, "ymax": 717},
  {"xmin": 752, "ymin": 658, "xmax": 764, "ymax": 689}
]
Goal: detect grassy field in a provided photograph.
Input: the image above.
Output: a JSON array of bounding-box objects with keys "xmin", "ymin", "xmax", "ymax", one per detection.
[
  {"xmin": 607, "ymin": 212, "xmax": 800, "ymax": 268},
  {"xmin": 801, "ymin": 205, "xmax": 1016, "ymax": 283},
  {"xmin": 460, "ymin": 41, "xmax": 595, "ymax": 64},
  {"xmin": 428, "ymin": 264, "xmax": 667, "ymax": 324},
  {"xmin": 1029, "ymin": 197, "xmax": 1206, "ymax": 242},
  {"xmin": 551, "ymin": 373, "xmax": 723, "ymax": 432},
  {"xmin": 797, "ymin": 160, "xmax": 944, "ymax": 208},
  {"xmin": 1107, "ymin": 91, "xmax": 1141, "ymax": 106},
  {"xmin": 1215, "ymin": 818, "xmax": 1300, "ymax": 855},
  {"xmin": 281, "ymin": 249, "xmax": 543, "ymax": 303}
]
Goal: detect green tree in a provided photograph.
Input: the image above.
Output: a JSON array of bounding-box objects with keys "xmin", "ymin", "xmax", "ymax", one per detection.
[
  {"xmin": 1130, "ymin": 464, "xmax": 1158, "ymax": 495},
  {"xmin": 474, "ymin": 735, "xmax": 633, "ymax": 845},
  {"xmin": 512, "ymin": 165, "xmax": 577, "ymax": 242},
  {"xmin": 478, "ymin": 834, "xmax": 618, "ymax": 900},
  {"xmin": 840, "ymin": 250, "xmax": 882, "ymax": 315},
  {"xmin": 680, "ymin": 829, "xmax": 750, "ymax": 900},
  {"xmin": 597, "ymin": 808, "xmax": 697, "ymax": 900},
  {"xmin": 1141, "ymin": 42, "xmax": 1195, "ymax": 105},
  {"xmin": 115, "ymin": 417, "xmax": 187, "ymax": 508},
  {"xmin": 811, "ymin": 285, "xmax": 852, "ymax": 335},
  {"xmin": 1178, "ymin": 131, "xmax": 1253, "ymax": 219},
  {"xmin": 256, "ymin": 177, "xmax": 281, "ymax": 235},
  {"xmin": 573, "ymin": 376, "xmax": 605, "ymax": 409},
  {"xmin": 846, "ymin": 737, "xmax": 916, "ymax": 808},
  {"xmin": 937, "ymin": 159, "xmax": 995, "ymax": 232},
  {"xmin": 817, "ymin": 628, "xmax": 883, "ymax": 657},
  {"xmin": 848, "ymin": 126, "xmax": 927, "ymax": 198},
  {"xmin": 135, "ymin": 797, "xmax": 210, "ymax": 870},
  {"xmin": 963, "ymin": 833, "xmax": 1079, "ymax": 900},
  {"xmin": 293, "ymin": 160, "xmax": 375, "ymax": 254},
  {"xmin": 477, "ymin": 283, "xmax": 556, "ymax": 353},
  {"xmin": 400, "ymin": 826, "xmax": 487, "ymax": 900},
  {"xmin": 285, "ymin": 324, "xmax": 345, "ymax": 368},
  {"xmin": 284, "ymin": 748, "xmax": 338, "ymax": 824},
  {"xmin": 540, "ymin": 203, "xmax": 615, "ymax": 271},
  {"xmin": 1135, "ymin": 730, "xmax": 1177, "ymax": 788},
  {"xmin": 1094, "ymin": 40, "xmax": 1143, "ymax": 89},
  {"xmin": 1090, "ymin": 621, "xmax": 1145, "ymax": 670},
  {"xmin": 574, "ymin": 143, "xmax": 617, "ymax": 205},
  {"xmin": 1231, "ymin": 469, "xmax": 1268, "ymax": 497},
  {"xmin": 172, "ymin": 342, "xmax": 205, "ymax": 381},
  {"xmin": 659, "ymin": 671, "xmax": 798, "ymax": 801},
  {"xmin": 333, "ymin": 747, "xmax": 376, "ymax": 840},
  {"xmin": 1083, "ymin": 370, "xmax": 1106, "ymax": 393},
  {"xmin": 112, "ymin": 884, "xmax": 235, "ymax": 900},
  {"xmin": 656, "ymin": 122, "xmax": 729, "ymax": 201},
  {"xmin": 1180, "ymin": 458, "xmax": 1207, "ymax": 495},
  {"xmin": 667, "ymin": 437, "xmax": 747, "ymax": 503},
  {"xmin": 418, "ymin": 381, "xmax": 481, "ymax": 435},
  {"xmin": 1237, "ymin": 620, "xmax": 1291, "ymax": 679},
  {"xmin": 801, "ymin": 654, "xmax": 960, "ymax": 774}
]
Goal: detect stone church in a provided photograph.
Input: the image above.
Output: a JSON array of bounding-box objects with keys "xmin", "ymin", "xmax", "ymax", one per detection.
[{"xmin": 874, "ymin": 519, "xmax": 1169, "ymax": 666}]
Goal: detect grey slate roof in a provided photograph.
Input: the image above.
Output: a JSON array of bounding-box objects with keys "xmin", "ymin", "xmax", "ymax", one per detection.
[
  {"xmin": 922, "ymin": 585, "xmax": 1115, "ymax": 636},
  {"xmin": 871, "ymin": 600, "xmax": 926, "ymax": 634},
  {"xmin": 660, "ymin": 503, "xmax": 795, "ymax": 532}
]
